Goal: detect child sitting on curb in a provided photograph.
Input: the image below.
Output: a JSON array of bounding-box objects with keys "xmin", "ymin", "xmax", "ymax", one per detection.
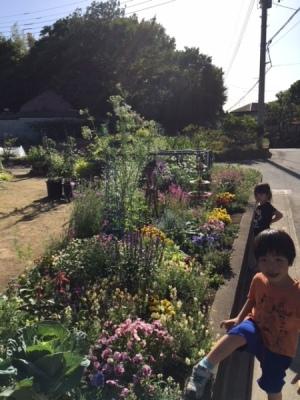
[{"xmin": 185, "ymin": 229, "xmax": 299, "ymax": 400}]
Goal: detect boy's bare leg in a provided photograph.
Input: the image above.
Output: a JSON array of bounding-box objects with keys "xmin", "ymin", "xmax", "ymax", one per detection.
[
  {"xmin": 267, "ymin": 393, "xmax": 282, "ymax": 400},
  {"xmin": 206, "ymin": 334, "xmax": 246, "ymax": 365}
]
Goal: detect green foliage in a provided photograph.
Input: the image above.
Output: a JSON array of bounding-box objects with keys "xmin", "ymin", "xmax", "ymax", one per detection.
[
  {"xmin": 0, "ymin": 321, "xmax": 89, "ymax": 400},
  {"xmin": 27, "ymin": 136, "xmax": 77, "ymax": 177},
  {"xmin": 222, "ymin": 113, "xmax": 258, "ymax": 147},
  {"xmin": 0, "ymin": 296, "xmax": 27, "ymax": 351},
  {"xmin": 0, "ymin": 171, "xmax": 13, "ymax": 182},
  {"xmin": 265, "ymin": 80, "xmax": 300, "ymax": 147}
]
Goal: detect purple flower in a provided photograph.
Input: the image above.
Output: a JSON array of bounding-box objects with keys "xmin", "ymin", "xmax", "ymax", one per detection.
[
  {"xmin": 90, "ymin": 371, "xmax": 104, "ymax": 387},
  {"xmin": 192, "ymin": 234, "xmax": 205, "ymax": 246}
]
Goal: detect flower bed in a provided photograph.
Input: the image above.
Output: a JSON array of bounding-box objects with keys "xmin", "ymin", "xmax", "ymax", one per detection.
[{"xmin": 0, "ymin": 99, "xmax": 261, "ymax": 399}]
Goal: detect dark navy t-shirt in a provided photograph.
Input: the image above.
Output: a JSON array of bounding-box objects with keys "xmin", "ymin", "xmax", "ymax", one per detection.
[{"xmin": 253, "ymin": 202, "xmax": 276, "ymax": 236}]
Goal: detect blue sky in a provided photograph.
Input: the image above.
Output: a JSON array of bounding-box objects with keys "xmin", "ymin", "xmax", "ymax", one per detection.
[{"xmin": 1, "ymin": 0, "xmax": 299, "ymax": 111}]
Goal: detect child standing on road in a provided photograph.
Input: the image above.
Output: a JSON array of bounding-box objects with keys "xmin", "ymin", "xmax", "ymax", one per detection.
[
  {"xmin": 185, "ymin": 229, "xmax": 299, "ymax": 400},
  {"xmin": 253, "ymin": 183, "xmax": 283, "ymax": 237}
]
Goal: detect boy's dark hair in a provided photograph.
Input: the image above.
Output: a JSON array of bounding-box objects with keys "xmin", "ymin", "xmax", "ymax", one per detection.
[
  {"xmin": 254, "ymin": 229, "xmax": 296, "ymax": 265},
  {"xmin": 254, "ymin": 183, "xmax": 272, "ymax": 200}
]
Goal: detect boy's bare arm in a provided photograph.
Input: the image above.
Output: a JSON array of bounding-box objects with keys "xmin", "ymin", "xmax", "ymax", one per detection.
[
  {"xmin": 271, "ymin": 209, "xmax": 283, "ymax": 224},
  {"xmin": 221, "ymin": 298, "xmax": 255, "ymax": 331}
]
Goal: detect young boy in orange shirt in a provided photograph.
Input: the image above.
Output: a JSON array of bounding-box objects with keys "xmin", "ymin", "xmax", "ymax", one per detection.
[{"xmin": 185, "ymin": 229, "xmax": 300, "ymax": 400}]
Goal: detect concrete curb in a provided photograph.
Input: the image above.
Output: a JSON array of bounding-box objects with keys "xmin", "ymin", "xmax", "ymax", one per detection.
[
  {"xmin": 267, "ymin": 159, "xmax": 300, "ymax": 180},
  {"xmin": 208, "ymin": 197, "xmax": 256, "ymax": 400}
]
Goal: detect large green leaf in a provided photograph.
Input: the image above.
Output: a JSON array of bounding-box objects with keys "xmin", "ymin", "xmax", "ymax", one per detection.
[
  {"xmin": 50, "ymin": 353, "xmax": 89, "ymax": 399},
  {"xmin": 11, "ymin": 359, "xmax": 49, "ymax": 381},
  {"xmin": 25, "ymin": 343, "xmax": 54, "ymax": 363},
  {"xmin": 35, "ymin": 353, "xmax": 65, "ymax": 378},
  {"xmin": 21, "ymin": 322, "xmax": 69, "ymax": 349},
  {"xmin": 0, "ymin": 378, "xmax": 44, "ymax": 400}
]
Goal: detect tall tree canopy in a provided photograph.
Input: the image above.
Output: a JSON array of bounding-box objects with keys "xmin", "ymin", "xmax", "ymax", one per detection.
[
  {"xmin": 265, "ymin": 80, "xmax": 300, "ymax": 147},
  {"xmin": 0, "ymin": 0, "xmax": 226, "ymax": 133}
]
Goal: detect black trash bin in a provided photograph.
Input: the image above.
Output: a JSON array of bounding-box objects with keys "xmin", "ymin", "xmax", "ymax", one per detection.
[
  {"xmin": 46, "ymin": 179, "xmax": 63, "ymax": 200},
  {"xmin": 63, "ymin": 180, "xmax": 74, "ymax": 202}
]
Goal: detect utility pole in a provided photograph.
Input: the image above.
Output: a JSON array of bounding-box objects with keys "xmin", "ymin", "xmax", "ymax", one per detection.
[{"xmin": 257, "ymin": 0, "xmax": 272, "ymax": 144}]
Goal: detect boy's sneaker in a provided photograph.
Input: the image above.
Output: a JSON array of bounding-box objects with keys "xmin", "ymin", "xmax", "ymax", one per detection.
[{"xmin": 184, "ymin": 364, "xmax": 212, "ymax": 399}]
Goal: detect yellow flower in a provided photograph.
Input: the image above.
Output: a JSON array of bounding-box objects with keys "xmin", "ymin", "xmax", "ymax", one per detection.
[
  {"xmin": 207, "ymin": 207, "xmax": 232, "ymax": 224},
  {"xmin": 141, "ymin": 225, "xmax": 170, "ymax": 244},
  {"xmin": 149, "ymin": 297, "xmax": 176, "ymax": 321}
]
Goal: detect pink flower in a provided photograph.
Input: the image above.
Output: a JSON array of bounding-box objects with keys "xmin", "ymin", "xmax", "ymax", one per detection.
[
  {"xmin": 101, "ymin": 348, "xmax": 112, "ymax": 359},
  {"xmin": 120, "ymin": 388, "xmax": 130, "ymax": 398},
  {"xmin": 141, "ymin": 364, "xmax": 152, "ymax": 377},
  {"xmin": 132, "ymin": 353, "xmax": 143, "ymax": 364},
  {"xmin": 114, "ymin": 363, "xmax": 125, "ymax": 375},
  {"xmin": 106, "ymin": 379, "xmax": 118, "ymax": 387},
  {"xmin": 113, "ymin": 351, "xmax": 122, "ymax": 362}
]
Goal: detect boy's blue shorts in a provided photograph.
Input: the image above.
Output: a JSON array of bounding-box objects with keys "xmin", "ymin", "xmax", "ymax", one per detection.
[{"xmin": 228, "ymin": 319, "xmax": 292, "ymax": 394}]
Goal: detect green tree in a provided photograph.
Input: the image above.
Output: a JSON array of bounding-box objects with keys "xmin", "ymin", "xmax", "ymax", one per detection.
[
  {"xmin": 265, "ymin": 81, "xmax": 300, "ymax": 147},
  {"xmin": 1, "ymin": 0, "xmax": 226, "ymax": 132},
  {"xmin": 222, "ymin": 113, "xmax": 258, "ymax": 146}
]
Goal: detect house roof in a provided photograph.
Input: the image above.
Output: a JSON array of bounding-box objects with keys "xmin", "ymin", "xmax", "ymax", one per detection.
[
  {"xmin": 20, "ymin": 90, "xmax": 75, "ymax": 113},
  {"xmin": 231, "ymin": 102, "xmax": 258, "ymax": 113}
]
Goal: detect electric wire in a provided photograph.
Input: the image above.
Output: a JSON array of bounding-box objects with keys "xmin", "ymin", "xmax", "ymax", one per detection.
[
  {"xmin": 269, "ymin": 18, "xmax": 300, "ymax": 47},
  {"xmin": 227, "ymin": 66, "xmax": 272, "ymax": 112},
  {"xmin": 0, "ymin": 0, "xmax": 141, "ymax": 29},
  {"xmin": 267, "ymin": 5, "xmax": 300, "ymax": 45},
  {"xmin": 0, "ymin": 0, "xmax": 91, "ymax": 19},
  {"xmin": 0, "ymin": 0, "xmax": 177, "ymax": 36},
  {"xmin": 225, "ymin": 0, "xmax": 256, "ymax": 79},
  {"xmin": 273, "ymin": 2, "xmax": 297, "ymax": 11},
  {"xmin": 0, "ymin": 0, "xmax": 171, "ymax": 35},
  {"xmin": 125, "ymin": 0, "xmax": 176, "ymax": 15}
]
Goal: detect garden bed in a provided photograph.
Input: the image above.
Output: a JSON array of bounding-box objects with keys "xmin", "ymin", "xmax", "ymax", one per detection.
[{"xmin": 0, "ymin": 97, "xmax": 261, "ymax": 400}]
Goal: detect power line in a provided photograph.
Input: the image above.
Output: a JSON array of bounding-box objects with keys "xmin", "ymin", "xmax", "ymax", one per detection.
[
  {"xmin": 227, "ymin": 66, "xmax": 272, "ymax": 112},
  {"xmin": 0, "ymin": 0, "xmax": 137, "ymax": 28},
  {"xmin": 272, "ymin": 62, "xmax": 300, "ymax": 67},
  {"xmin": 270, "ymin": 18, "xmax": 300, "ymax": 47},
  {"xmin": 125, "ymin": 0, "xmax": 176, "ymax": 16},
  {"xmin": 272, "ymin": 2, "xmax": 297, "ymax": 11},
  {"xmin": 0, "ymin": 0, "xmax": 177, "ymax": 36},
  {"xmin": 227, "ymin": 80, "xmax": 260, "ymax": 112},
  {"xmin": 0, "ymin": 0, "xmax": 91, "ymax": 19},
  {"xmin": 225, "ymin": 0, "xmax": 256, "ymax": 79},
  {"xmin": 267, "ymin": 5, "xmax": 300, "ymax": 45},
  {"xmin": 125, "ymin": 0, "xmax": 154, "ymax": 9},
  {"xmin": 0, "ymin": 0, "xmax": 165, "ymax": 34},
  {"xmin": 0, "ymin": 12, "xmax": 74, "ymax": 29}
]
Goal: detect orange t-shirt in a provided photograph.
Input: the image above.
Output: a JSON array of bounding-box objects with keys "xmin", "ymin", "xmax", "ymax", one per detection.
[{"xmin": 247, "ymin": 272, "xmax": 300, "ymax": 357}]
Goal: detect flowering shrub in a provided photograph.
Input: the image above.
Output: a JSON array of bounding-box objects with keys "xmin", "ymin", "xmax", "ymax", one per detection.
[
  {"xmin": 149, "ymin": 298, "xmax": 176, "ymax": 322},
  {"xmin": 215, "ymin": 192, "xmax": 236, "ymax": 207},
  {"xmin": 168, "ymin": 184, "xmax": 190, "ymax": 205},
  {"xmin": 212, "ymin": 167, "xmax": 243, "ymax": 193},
  {"xmin": 201, "ymin": 218, "xmax": 225, "ymax": 233},
  {"xmin": 207, "ymin": 207, "xmax": 232, "ymax": 224},
  {"xmin": 118, "ymin": 231, "xmax": 166, "ymax": 293},
  {"xmin": 88, "ymin": 318, "xmax": 174, "ymax": 398},
  {"xmin": 140, "ymin": 225, "xmax": 169, "ymax": 244},
  {"xmin": 191, "ymin": 233, "xmax": 219, "ymax": 248}
]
